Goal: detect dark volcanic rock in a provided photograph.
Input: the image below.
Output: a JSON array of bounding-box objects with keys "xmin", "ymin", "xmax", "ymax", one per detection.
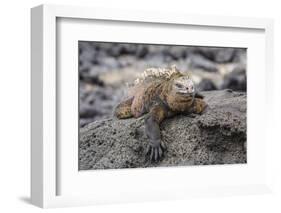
[
  {"xmin": 189, "ymin": 54, "xmax": 218, "ymax": 72},
  {"xmin": 79, "ymin": 84, "xmax": 124, "ymax": 127},
  {"xmin": 196, "ymin": 47, "xmax": 236, "ymax": 63},
  {"xmin": 79, "ymin": 90, "xmax": 247, "ymax": 170},
  {"xmin": 198, "ymin": 79, "xmax": 217, "ymax": 91},
  {"xmin": 221, "ymin": 67, "xmax": 247, "ymax": 91}
]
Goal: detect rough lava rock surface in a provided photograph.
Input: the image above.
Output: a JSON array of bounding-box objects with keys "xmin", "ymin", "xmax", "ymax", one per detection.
[{"xmin": 79, "ymin": 90, "xmax": 246, "ymax": 170}]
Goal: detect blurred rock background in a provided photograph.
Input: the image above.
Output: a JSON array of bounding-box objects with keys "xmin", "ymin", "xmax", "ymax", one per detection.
[{"xmin": 79, "ymin": 41, "xmax": 246, "ymax": 127}]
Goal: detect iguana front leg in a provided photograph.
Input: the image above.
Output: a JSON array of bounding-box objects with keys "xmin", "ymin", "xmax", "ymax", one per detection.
[
  {"xmin": 190, "ymin": 97, "xmax": 208, "ymax": 114},
  {"xmin": 144, "ymin": 104, "xmax": 167, "ymax": 161}
]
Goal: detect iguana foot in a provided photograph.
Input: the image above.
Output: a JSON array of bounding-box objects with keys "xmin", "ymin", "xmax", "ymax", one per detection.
[{"xmin": 146, "ymin": 140, "xmax": 166, "ymax": 162}]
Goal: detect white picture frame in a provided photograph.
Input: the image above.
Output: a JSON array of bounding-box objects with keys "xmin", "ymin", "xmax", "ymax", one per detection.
[{"xmin": 31, "ymin": 4, "xmax": 274, "ymax": 208}]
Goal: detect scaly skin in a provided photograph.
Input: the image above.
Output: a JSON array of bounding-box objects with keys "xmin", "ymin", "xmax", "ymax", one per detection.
[{"xmin": 114, "ymin": 68, "xmax": 207, "ymax": 161}]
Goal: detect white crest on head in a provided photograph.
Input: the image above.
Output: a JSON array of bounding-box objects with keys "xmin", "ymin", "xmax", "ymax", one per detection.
[{"xmin": 132, "ymin": 65, "xmax": 181, "ymax": 86}]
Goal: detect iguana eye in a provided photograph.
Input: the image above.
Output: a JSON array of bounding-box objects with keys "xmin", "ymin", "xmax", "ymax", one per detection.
[{"xmin": 175, "ymin": 83, "xmax": 183, "ymax": 88}]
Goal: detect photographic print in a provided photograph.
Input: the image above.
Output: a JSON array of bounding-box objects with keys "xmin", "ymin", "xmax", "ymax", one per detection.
[{"xmin": 78, "ymin": 42, "xmax": 247, "ymax": 170}]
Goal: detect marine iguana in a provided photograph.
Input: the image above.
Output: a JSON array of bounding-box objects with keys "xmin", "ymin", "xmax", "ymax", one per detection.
[{"xmin": 114, "ymin": 65, "xmax": 207, "ymax": 161}]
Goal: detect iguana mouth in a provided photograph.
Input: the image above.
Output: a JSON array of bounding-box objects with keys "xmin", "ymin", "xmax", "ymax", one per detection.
[{"xmin": 177, "ymin": 91, "xmax": 194, "ymax": 96}]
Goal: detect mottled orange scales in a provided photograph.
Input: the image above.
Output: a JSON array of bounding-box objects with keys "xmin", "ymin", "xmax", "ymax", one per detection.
[{"xmin": 114, "ymin": 97, "xmax": 133, "ymax": 119}]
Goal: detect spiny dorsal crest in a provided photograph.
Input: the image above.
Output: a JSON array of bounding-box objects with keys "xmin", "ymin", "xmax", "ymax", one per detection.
[{"xmin": 133, "ymin": 65, "xmax": 183, "ymax": 86}]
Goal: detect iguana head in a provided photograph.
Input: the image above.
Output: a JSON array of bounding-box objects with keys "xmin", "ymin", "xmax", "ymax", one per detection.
[{"xmin": 171, "ymin": 75, "xmax": 195, "ymax": 95}]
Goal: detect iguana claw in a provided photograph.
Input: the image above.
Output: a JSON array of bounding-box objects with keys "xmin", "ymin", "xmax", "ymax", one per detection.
[{"xmin": 146, "ymin": 140, "xmax": 166, "ymax": 162}]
